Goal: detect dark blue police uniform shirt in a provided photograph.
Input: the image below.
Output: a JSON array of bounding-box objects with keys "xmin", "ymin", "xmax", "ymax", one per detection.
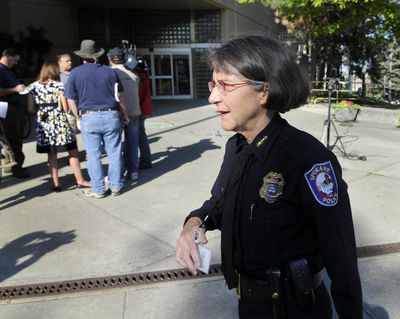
[
  {"xmin": 186, "ymin": 113, "xmax": 362, "ymax": 319},
  {"xmin": 0, "ymin": 63, "xmax": 22, "ymax": 105},
  {"xmin": 64, "ymin": 63, "xmax": 123, "ymax": 111}
]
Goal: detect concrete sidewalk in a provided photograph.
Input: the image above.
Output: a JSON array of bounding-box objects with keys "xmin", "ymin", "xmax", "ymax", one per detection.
[{"xmin": 0, "ymin": 101, "xmax": 399, "ymax": 318}]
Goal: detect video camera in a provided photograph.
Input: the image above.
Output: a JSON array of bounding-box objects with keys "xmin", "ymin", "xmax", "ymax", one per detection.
[
  {"xmin": 324, "ymin": 77, "xmax": 340, "ymax": 91},
  {"xmin": 121, "ymin": 39, "xmax": 138, "ymax": 71}
]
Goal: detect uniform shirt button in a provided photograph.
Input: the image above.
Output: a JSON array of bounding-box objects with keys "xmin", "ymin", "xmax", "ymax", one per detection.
[{"xmin": 265, "ymin": 220, "xmax": 271, "ymax": 228}]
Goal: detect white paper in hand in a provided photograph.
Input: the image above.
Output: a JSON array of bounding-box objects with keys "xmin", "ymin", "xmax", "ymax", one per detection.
[
  {"xmin": 196, "ymin": 244, "xmax": 212, "ymax": 274},
  {"xmin": 0, "ymin": 102, "xmax": 8, "ymax": 118},
  {"xmin": 19, "ymin": 88, "xmax": 29, "ymax": 95}
]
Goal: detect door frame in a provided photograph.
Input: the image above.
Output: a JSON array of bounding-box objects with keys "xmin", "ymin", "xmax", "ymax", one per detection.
[{"xmin": 136, "ymin": 48, "xmax": 193, "ymax": 99}]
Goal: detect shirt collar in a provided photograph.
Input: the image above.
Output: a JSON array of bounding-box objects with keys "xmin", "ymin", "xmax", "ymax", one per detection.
[{"xmin": 235, "ymin": 113, "xmax": 287, "ymax": 162}]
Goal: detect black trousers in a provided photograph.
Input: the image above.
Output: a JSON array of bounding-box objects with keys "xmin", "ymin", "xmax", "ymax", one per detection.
[
  {"xmin": 238, "ymin": 282, "xmax": 332, "ymax": 319},
  {"xmin": 3, "ymin": 104, "xmax": 25, "ymax": 169}
]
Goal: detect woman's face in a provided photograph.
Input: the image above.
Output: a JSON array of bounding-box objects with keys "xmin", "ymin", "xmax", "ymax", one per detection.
[{"xmin": 208, "ymin": 68, "xmax": 270, "ymax": 142}]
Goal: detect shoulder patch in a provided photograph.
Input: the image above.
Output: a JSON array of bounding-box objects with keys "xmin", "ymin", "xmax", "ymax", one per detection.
[{"xmin": 304, "ymin": 161, "xmax": 338, "ymax": 207}]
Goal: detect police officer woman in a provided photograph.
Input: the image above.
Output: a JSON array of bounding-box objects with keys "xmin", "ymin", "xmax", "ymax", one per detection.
[{"xmin": 176, "ymin": 35, "xmax": 362, "ymax": 319}]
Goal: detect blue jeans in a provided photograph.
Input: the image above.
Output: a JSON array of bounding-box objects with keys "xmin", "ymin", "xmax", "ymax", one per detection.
[
  {"xmin": 124, "ymin": 116, "xmax": 139, "ymax": 174},
  {"xmin": 138, "ymin": 115, "xmax": 151, "ymax": 165},
  {"xmin": 80, "ymin": 110, "xmax": 123, "ymax": 193}
]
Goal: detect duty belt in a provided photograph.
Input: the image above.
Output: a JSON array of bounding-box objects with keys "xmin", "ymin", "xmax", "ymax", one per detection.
[{"xmin": 236, "ymin": 270, "xmax": 323, "ymax": 302}]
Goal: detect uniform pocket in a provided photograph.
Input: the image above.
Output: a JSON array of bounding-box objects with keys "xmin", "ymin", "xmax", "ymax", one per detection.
[{"xmin": 250, "ymin": 201, "xmax": 296, "ymax": 233}]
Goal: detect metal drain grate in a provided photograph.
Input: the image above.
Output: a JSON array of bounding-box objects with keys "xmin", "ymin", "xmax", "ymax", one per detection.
[
  {"xmin": 356, "ymin": 242, "xmax": 400, "ymax": 258},
  {"xmin": 1, "ymin": 242, "xmax": 399, "ymax": 301},
  {"xmin": 0, "ymin": 264, "xmax": 223, "ymax": 301}
]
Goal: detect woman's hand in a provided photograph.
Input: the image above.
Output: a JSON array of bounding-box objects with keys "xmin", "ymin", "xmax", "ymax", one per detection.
[{"xmin": 176, "ymin": 217, "xmax": 208, "ymax": 275}]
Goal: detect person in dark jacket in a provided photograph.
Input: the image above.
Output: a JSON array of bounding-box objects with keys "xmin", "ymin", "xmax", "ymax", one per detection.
[
  {"xmin": 176, "ymin": 35, "xmax": 362, "ymax": 319},
  {"xmin": 0, "ymin": 48, "xmax": 28, "ymax": 178}
]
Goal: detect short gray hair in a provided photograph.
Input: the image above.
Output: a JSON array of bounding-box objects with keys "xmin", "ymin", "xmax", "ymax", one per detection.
[{"xmin": 208, "ymin": 35, "xmax": 310, "ymax": 113}]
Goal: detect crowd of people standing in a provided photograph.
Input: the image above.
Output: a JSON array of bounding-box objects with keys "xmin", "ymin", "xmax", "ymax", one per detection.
[{"xmin": 0, "ymin": 39, "xmax": 153, "ymax": 196}]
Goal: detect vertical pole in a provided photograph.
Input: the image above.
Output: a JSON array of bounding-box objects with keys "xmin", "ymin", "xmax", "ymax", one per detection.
[
  {"xmin": 389, "ymin": 49, "xmax": 393, "ymax": 104},
  {"xmin": 327, "ymin": 88, "xmax": 332, "ymax": 149}
]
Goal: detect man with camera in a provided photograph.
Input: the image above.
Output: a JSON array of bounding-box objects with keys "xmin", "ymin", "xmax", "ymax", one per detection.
[{"xmin": 108, "ymin": 46, "xmax": 141, "ymax": 181}]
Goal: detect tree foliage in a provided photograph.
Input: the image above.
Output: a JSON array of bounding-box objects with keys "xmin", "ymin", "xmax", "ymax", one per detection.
[
  {"xmin": 0, "ymin": 26, "xmax": 53, "ymax": 79},
  {"xmin": 378, "ymin": 39, "xmax": 400, "ymax": 102},
  {"xmin": 237, "ymin": 0, "xmax": 400, "ymax": 97}
]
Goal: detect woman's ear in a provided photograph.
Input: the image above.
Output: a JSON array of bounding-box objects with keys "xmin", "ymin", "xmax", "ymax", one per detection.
[{"xmin": 259, "ymin": 83, "xmax": 269, "ymax": 107}]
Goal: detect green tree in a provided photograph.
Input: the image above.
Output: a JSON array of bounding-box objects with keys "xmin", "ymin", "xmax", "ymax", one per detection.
[
  {"xmin": 0, "ymin": 26, "xmax": 53, "ymax": 80},
  {"xmin": 15, "ymin": 26, "xmax": 53, "ymax": 79},
  {"xmin": 378, "ymin": 38, "xmax": 400, "ymax": 103},
  {"xmin": 237, "ymin": 0, "xmax": 400, "ymax": 99}
]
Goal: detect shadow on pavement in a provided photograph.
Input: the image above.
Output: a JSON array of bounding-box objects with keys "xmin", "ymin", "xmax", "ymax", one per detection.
[
  {"xmin": 363, "ymin": 302, "xmax": 390, "ymax": 319},
  {"xmin": 0, "ymin": 230, "xmax": 76, "ymax": 283},
  {"xmin": 0, "ymin": 179, "xmax": 52, "ymax": 211},
  {"xmin": 152, "ymin": 99, "xmax": 209, "ymax": 117},
  {"xmin": 123, "ymin": 138, "xmax": 221, "ymax": 191},
  {"xmin": 0, "ymin": 173, "xmax": 81, "ymax": 211},
  {"xmin": 0, "ymin": 150, "xmax": 88, "ymax": 190}
]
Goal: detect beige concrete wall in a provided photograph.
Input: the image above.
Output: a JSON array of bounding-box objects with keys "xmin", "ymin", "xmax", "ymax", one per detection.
[
  {"xmin": 5, "ymin": 0, "xmax": 282, "ymax": 51},
  {"xmin": 7, "ymin": 0, "xmax": 77, "ymax": 54},
  {"xmin": 211, "ymin": 0, "xmax": 283, "ymax": 42}
]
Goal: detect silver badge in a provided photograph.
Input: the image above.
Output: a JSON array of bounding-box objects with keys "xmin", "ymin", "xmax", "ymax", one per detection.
[{"xmin": 259, "ymin": 172, "xmax": 285, "ymax": 203}]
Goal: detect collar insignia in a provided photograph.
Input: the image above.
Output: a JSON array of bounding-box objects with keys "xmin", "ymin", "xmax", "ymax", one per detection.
[
  {"xmin": 256, "ymin": 135, "xmax": 268, "ymax": 148},
  {"xmin": 259, "ymin": 172, "xmax": 284, "ymax": 203}
]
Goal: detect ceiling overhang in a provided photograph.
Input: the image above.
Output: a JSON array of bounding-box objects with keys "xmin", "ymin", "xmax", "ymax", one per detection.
[{"xmin": 69, "ymin": 0, "xmax": 220, "ymax": 10}]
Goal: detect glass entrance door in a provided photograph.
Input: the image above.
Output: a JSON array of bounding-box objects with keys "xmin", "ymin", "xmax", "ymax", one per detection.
[
  {"xmin": 154, "ymin": 54, "xmax": 173, "ymax": 96},
  {"xmin": 138, "ymin": 49, "xmax": 193, "ymax": 99},
  {"xmin": 173, "ymin": 55, "xmax": 190, "ymax": 96}
]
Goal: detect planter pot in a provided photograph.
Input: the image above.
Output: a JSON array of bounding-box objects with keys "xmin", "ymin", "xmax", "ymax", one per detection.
[{"xmin": 334, "ymin": 108, "xmax": 360, "ymax": 122}]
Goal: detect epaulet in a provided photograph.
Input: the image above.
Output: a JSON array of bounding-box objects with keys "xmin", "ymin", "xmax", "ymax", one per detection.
[{"xmin": 278, "ymin": 125, "xmax": 331, "ymax": 164}]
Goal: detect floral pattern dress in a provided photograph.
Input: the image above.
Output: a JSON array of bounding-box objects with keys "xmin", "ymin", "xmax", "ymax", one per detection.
[{"xmin": 27, "ymin": 81, "xmax": 77, "ymax": 153}]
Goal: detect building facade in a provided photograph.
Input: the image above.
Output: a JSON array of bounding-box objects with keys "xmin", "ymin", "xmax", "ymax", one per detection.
[{"xmin": 1, "ymin": 0, "xmax": 283, "ymax": 99}]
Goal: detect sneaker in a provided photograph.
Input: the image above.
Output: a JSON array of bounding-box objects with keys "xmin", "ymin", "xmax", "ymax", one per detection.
[
  {"xmin": 104, "ymin": 188, "xmax": 122, "ymax": 196},
  {"xmin": 126, "ymin": 172, "xmax": 139, "ymax": 181},
  {"xmin": 111, "ymin": 189, "xmax": 122, "ymax": 196},
  {"xmin": 0, "ymin": 158, "xmax": 16, "ymax": 168},
  {"xmin": 82, "ymin": 188, "xmax": 107, "ymax": 199},
  {"xmin": 3, "ymin": 166, "xmax": 12, "ymax": 174}
]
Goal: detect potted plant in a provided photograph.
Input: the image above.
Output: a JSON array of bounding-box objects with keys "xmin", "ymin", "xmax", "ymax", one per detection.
[{"xmin": 332, "ymin": 100, "xmax": 361, "ymax": 122}]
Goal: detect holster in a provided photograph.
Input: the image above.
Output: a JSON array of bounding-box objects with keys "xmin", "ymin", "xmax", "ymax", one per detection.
[
  {"xmin": 289, "ymin": 258, "xmax": 316, "ymax": 308},
  {"xmin": 266, "ymin": 267, "xmax": 286, "ymax": 319}
]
